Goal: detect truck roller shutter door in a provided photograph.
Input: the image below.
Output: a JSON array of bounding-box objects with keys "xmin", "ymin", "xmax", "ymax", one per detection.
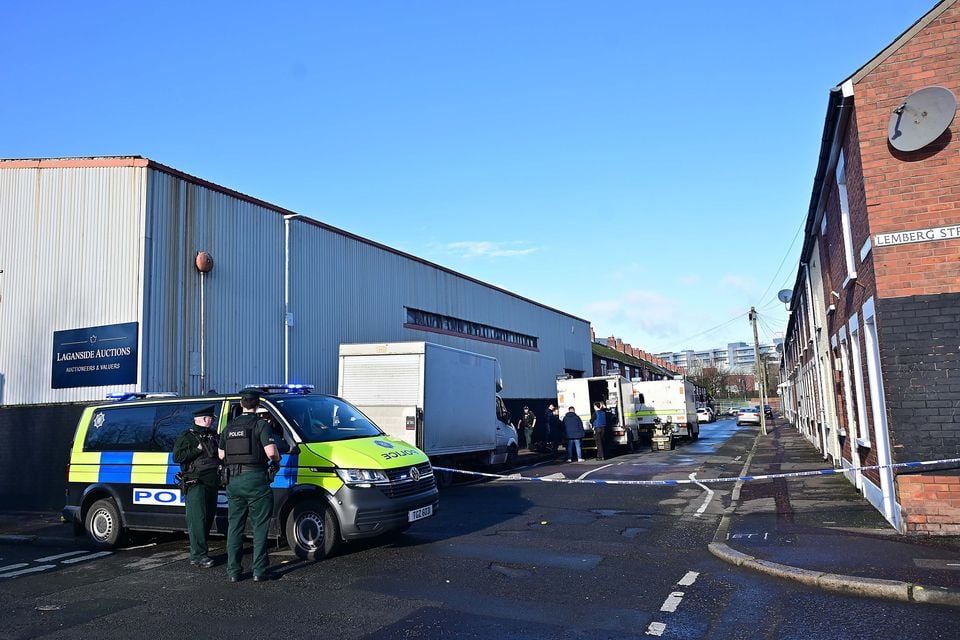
[{"xmin": 340, "ymin": 354, "xmax": 421, "ymax": 405}]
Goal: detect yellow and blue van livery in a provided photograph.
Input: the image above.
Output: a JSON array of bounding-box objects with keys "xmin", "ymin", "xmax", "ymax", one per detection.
[{"xmin": 64, "ymin": 387, "xmax": 439, "ymax": 560}]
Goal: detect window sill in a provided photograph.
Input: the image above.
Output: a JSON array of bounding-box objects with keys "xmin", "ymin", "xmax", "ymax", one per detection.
[
  {"xmin": 842, "ymin": 273, "xmax": 858, "ymax": 289},
  {"xmin": 855, "ymin": 437, "xmax": 872, "ymax": 448}
]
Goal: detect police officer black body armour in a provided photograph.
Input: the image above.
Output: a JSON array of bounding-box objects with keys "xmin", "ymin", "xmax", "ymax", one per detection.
[
  {"xmin": 173, "ymin": 405, "xmax": 221, "ymax": 568},
  {"xmin": 218, "ymin": 389, "xmax": 279, "ymax": 582}
]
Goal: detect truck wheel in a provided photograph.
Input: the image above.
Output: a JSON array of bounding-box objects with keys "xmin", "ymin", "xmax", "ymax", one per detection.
[
  {"xmin": 650, "ymin": 441, "xmax": 659, "ymax": 453},
  {"xmin": 505, "ymin": 444, "xmax": 518, "ymax": 468},
  {"xmin": 691, "ymin": 424, "xmax": 700, "ymax": 441},
  {"xmin": 436, "ymin": 469, "xmax": 454, "ymax": 489},
  {"xmin": 84, "ymin": 498, "xmax": 125, "ymax": 549},
  {"xmin": 669, "ymin": 436, "xmax": 675, "ymax": 451},
  {"xmin": 285, "ymin": 499, "xmax": 340, "ymax": 561}
]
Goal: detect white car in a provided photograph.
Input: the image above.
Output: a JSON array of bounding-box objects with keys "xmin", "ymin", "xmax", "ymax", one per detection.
[
  {"xmin": 736, "ymin": 407, "xmax": 761, "ymax": 426},
  {"xmin": 696, "ymin": 408, "xmax": 712, "ymax": 424}
]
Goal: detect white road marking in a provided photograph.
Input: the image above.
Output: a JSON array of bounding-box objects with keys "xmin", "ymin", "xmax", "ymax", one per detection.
[
  {"xmin": 678, "ymin": 571, "xmax": 699, "ymax": 586},
  {"xmin": 35, "ymin": 550, "xmax": 89, "ymax": 562},
  {"xmin": 540, "ymin": 472, "xmax": 566, "ymax": 480},
  {"xmin": 645, "ymin": 621, "xmax": 667, "ymax": 636},
  {"xmin": 734, "ymin": 455, "xmax": 742, "ymax": 461},
  {"xmin": 61, "ymin": 551, "xmax": 113, "ymax": 564},
  {"xmin": 577, "ymin": 463, "xmax": 614, "ymax": 481},
  {"xmin": 689, "ymin": 472, "xmax": 715, "ymax": 517},
  {"xmin": 0, "ymin": 563, "xmax": 29, "ymax": 572},
  {"xmin": 660, "ymin": 591, "xmax": 684, "ymax": 612},
  {"xmin": 0, "ymin": 564, "xmax": 56, "ymax": 578}
]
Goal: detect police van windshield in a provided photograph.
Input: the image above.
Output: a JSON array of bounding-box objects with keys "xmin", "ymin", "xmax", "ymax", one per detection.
[{"xmin": 271, "ymin": 395, "xmax": 383, "ymax": 443}]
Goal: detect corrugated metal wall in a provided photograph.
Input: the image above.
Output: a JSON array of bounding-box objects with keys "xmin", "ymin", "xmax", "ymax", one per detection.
[
  {"xmin": 0, "ymin": 165, "xmax": 147, "ymax": 405},
  {"xmin": 1, "ymin": 160, "xmax": 591, "ymax": 405},
  {"xmin": 286, "ymin": 218, "xmax": 591, "ymax": 399},
  {"xmin": 142, "ymin": 169, "xmax": 285, "ymax": 396}
]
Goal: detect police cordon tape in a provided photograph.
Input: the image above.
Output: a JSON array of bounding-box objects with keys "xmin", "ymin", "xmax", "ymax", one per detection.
[{"xmin": 432, "ymin": 457, "xmax": 960, "ymax": 486}]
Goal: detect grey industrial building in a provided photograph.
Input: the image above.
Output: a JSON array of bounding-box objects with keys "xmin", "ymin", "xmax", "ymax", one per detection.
[{"xmin": 0, "ymin": 156, "xmax": 592, "ymax": 508}]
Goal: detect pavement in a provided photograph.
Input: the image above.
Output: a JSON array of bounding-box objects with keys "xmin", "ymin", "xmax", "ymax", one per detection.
[
  {"xmin": 710, "ymin": 417, "xmax": 960, "ymax": 607},
  {"xmin": 3, "ymin": 436, "xmax": 959, "ymax": 606}
]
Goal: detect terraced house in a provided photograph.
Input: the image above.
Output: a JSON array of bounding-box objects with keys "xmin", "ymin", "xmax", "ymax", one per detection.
[{"xmin": 780, "ymin": 0, "xmax": 960, "ymax": 534}]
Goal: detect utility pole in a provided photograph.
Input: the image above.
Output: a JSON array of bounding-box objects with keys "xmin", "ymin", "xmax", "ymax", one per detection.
[{"xmin": 749, "ymin": 306, "xmax": 768, "ymax": 436}]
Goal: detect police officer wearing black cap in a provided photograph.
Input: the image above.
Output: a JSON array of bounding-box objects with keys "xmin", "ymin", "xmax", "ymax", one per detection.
[
  {"xmin": 173, "ymin": 404, "xmax": 221, "ymax": 569},
  {"xmin": 218, "ymin": 389, "xmax": 280, "ymax": 582}
]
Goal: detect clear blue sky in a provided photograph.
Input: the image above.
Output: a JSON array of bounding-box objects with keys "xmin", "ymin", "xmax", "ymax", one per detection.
[{"xmin": 2, "ymin": 0, "xmax": 940, "ymax": 353}]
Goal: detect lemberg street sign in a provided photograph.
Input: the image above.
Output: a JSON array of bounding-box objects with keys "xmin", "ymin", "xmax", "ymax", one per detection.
[{"xmin": 874, "ymin": 224, "xmax": 960, "ymax": 248}]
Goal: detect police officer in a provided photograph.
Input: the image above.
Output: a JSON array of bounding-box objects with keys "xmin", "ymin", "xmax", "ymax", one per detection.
[
  {"xmin": 173, "ymin": 405, "xmax": 221, "ymax": 569},
  {"xmin": 218, "ymin": 389, "xmax": 280, "ymax": 582}
]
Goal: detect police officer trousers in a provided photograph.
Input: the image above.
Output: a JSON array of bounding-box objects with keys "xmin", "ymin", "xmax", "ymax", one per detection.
[
  {"xmin": 225, "ymin": 470, "xmax": 274, "ymax": 578},
  {"xmin": 185, "ymin": 481, "xmax": 218, "ymax": 561}
]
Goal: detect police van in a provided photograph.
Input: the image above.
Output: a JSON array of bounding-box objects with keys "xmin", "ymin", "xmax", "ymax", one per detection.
[{"xmin": 63, "ymin": 385, "xmax": 439, "ymax": 560}]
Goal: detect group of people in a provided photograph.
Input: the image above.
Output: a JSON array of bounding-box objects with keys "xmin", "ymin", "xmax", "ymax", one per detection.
[
  {"xmin": 516, "ymin": 402, "xmax": 610, "ymax": 463},
  {"xmin": 172, "ymin": 388, "xmax": 280, "ymax": 583}
]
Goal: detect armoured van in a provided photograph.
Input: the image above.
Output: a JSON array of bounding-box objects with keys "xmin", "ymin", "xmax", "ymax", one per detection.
[
  {"xmin": 338, "ymin": 342, "xmax": 519, "ymax": 481},
  {"xmin": 555, "ymin": 375, "xmax": 647, "ymax": 448},
  {"xmin": 63, "ymin": 386, "xmax": 438, "ymax": 561},
  {"xmin": 632, "ymin": 378, "xmax": 700, "ymax": 444}
]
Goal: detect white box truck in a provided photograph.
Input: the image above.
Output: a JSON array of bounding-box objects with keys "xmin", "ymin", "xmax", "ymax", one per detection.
[
  {"xmin": 632, "ymin": 378, "xmax": 700, "ymax": 448},
  {"xmin": 337, "ymin": 342, "xmax": 519, "ymax": 481},
  {"xmin": 555, "ymin": 375, "xmax": 648, "ymax": 449}
]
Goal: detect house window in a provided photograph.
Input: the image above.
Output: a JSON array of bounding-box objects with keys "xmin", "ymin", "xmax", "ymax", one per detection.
[
  {"xmin": 836, "ymin": 151, "xmax": 858, "ymax": 287},
  {"xmin": 838, "ymin": 329, "xmax": 859, "ymax": 445},
  {"xmin": 600, "ymin": 360, "xmax": 608, "ymax": 375},
  {"xmin": 848, "ymin": 314, "xmax": 871, "ymax": 448},
  {"xmin": 862, "ymin": 300, "xmax": 886, "ymax": 447}
]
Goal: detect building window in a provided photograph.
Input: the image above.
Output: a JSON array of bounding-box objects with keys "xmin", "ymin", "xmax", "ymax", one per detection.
[
  {"xmin": 836, "ymin": 151, "xmax": 858, "ymax": 287},
  {"xmin": 404, "ymin": 308, "xmax": 538, "ymax": 350},
  {"xmin": 600, "ymin": 360, "xmax": 608, "ymax": 375},
  {"xmin": 848, "ymin": 314, "xmax": 871, "ymax": 448}
]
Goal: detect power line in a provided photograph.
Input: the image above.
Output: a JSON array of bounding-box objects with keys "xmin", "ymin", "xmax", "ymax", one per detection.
[
  {"xmin": 756, "ymin": 214, "xmax": 806, "ymax": 307},
  {"xmin": 662, "ymin": 310, "xmax": 750, "ymax": 352}
]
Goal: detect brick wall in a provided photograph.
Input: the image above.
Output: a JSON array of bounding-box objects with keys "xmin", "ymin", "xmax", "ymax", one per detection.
[
  {"xmin": 855, "ymin": 3, "xmax": 960, "ymax": 299},
  {"xmin": 877, "ymin": 293, "xmax": 960, "ymax": 533}
]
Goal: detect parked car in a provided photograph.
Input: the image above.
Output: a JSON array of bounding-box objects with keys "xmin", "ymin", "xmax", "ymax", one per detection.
[
  {"xmin": 696, "ymin": 408, "xmax": 712, "ymax": 424},
  {"xmin": 736, "ymin": 406, "xmax": 761, "ymax": 426},
  {"xmin": 728, "ymin": 407, "xmax": 740, "ymax": 417}
]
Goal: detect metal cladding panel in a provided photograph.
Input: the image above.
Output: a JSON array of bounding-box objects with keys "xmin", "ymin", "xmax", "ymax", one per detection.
[
  {"xmin": 286, "ymin": 219, "xmax": 592, "ymax": 399},
  {"xmin": 143, "ymin": 170, "xmax": 285, "ymax": 397},
  {"xmin": 0, "ymin": 166, "xmax": 146, "ymax": 405}
]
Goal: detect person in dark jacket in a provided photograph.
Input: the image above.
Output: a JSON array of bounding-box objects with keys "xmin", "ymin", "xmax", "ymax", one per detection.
[
  {"xmin": 547, "ymin": 405, "xmax": 564, "ymax": 457},
  {"xmin": 173, "ymin": 405, "xmax": 221, "ymax": 568},
  {"xmin": 562, "ymin": 406, "xmax": 585, "ymax": 462},
  {"xmin": 521, "ymin": 406, "xmax": 537, "ymax": 451},
  {"xmin": 592, "ymin": 401, "xmax": 608, "ymax": 461}
]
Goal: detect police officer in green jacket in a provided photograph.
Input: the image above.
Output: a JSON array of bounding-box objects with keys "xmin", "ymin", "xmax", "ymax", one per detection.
[
  {"xmin": 218, "ymin": 389, "xmax": 280, "ymax": 582},
  {"xmin": 173, "ymin": 405, "xmax": 221, "ymax": 569}
]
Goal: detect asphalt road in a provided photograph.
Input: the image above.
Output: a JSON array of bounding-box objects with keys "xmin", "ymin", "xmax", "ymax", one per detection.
[{"xmin": 1, "ymin": 418, "xmax": 956, "ymax": 639}]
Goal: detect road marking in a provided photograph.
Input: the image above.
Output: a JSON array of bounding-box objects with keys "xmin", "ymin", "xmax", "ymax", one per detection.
[
  {"xmin": 577, "ymin": 463, "xmax": 614, "ymax": 481},
  {"xmin": 678, "ymin": 571, "xmax": 699, "ymax": 586},
  {"xmin": 0, "ymin": 563, "xmax": 29, "ymax": 572},
  {"xmin": 35, "ymin": 550, "xmax": 89, "ymax": 562},
  {"xmin": 689, "ymin": 473, "xmax": 715, "ymax": 517},
  {"xmin": 540, "ymin": 472, "xmax": 566, "ymax": 480},
  {"xmin": 0, "ymin": 564, "xmax": 56, "ymax": 578},
  {"xmin": 660, "ymin": 591, "xmax": 684, "ymax": 612},
  {"xmin": 61, "ymin": 551, "xmax": 113, "ymax": 564},
  {"xmin": 645, "ymin": 621, "xmax": 666, "ymax": 636}
]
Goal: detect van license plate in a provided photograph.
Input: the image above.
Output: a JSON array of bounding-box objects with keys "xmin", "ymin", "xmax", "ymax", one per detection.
[{"xmin": 408, "ymin": 505, "xmax": 433, "ymax": 522}]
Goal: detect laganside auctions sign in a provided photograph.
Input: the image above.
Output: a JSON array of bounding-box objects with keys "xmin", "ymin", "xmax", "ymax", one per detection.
[{"xmin": 52, "ymin": 322, "xmax": 139, "ymax": 389}]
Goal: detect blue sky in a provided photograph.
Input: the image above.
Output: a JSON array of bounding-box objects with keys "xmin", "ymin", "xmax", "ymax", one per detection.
[{"xmin": 2, "ymin": 0, "xmax": 940, "ymax": 353}]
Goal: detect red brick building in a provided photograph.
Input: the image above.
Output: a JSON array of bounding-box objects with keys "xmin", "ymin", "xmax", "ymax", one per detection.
[{"xmin": 781, "ymin": 0, "xmax": 960, "ymax": 534}]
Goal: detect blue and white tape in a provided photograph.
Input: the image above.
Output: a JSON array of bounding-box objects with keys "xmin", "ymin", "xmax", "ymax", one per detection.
[{"xmin": 432, "ymin": 457, "xmax": 960, "ymax": 486}]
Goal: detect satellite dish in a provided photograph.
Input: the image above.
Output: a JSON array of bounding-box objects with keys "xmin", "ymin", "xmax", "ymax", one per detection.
[
  {"xmin": 888, "ymin": 86, "xmax": 956, "ymax": 152},
  {"xmin": 777, "ymin": 289, "xmax": 793, "ymax": 304}
]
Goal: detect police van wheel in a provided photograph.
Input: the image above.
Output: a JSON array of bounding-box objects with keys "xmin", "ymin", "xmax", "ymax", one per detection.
[
  {"xmin": 85, "ymin": 498, "xmax": 124, "ymax": 549},
  {"xmin": 690, "ymin": 424, "xmax": 700, "ymax": 441},
  {"xmin": 286, "ymin": 500, "xmax": 339, "ymax": 561},
  {"xmin": 505, "ymin": 444, "xmax": 519, "ymax": 468}
]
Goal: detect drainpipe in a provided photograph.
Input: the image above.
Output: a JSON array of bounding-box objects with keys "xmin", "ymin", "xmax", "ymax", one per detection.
[{"xmin": 283, "ymin": 215, "xmax": 301, "ymax": 384}]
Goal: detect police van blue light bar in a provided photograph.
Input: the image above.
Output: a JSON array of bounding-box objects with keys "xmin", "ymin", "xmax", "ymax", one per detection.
[
  {"xmin": 243, "ymin": 383, "xmax": 315, "ymax": 394},
  {"xmin": 105, "ymin": 391, "xmax": 178, "ymax": 401}
]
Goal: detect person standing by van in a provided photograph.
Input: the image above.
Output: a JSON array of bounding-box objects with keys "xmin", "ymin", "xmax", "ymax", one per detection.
[
  {"xmin": 521, "ymin": 406, "xmax": 536, "ymax": 451},
  {"xmin": 218, "ymin": 389, "xmax": 280, "ymax": 582},
  {"xmin": 592, "ymin": 401, "xmax": 608, "ymax": 461},
  {"xmin": 173, "ymin": 405, "xmax": 221, "ymax": 568},
  {"xmin": 562, "ymin": 406, "xmax": 585, "ymax": 462}
]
